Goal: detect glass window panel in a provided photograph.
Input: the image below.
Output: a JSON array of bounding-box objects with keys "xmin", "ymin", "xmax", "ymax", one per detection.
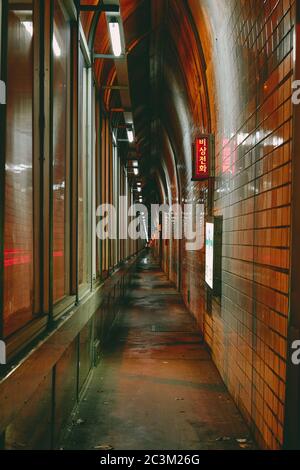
[
  {"xmin": 52, "ymin": 0, "xmax": 70, "ymax": 303},
  {"xmin": 78, "ymin": 51, "xmax": 89, "ymax": 286},
  {"xmin": 95, "ymin": 100, "xmax": 101, "ymax": 277},
  {"xmin": 3, "ymin": 1, "xmax": 34, "ymax": 336}
]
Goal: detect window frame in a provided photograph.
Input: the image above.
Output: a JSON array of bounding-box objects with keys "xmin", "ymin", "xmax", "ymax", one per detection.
[
  {"xmin": 0, "ymin": 0, "xmax": 49, "ymax": 353},
  {"xmin": 0, "ymin": 0, "xmax": 97, "ymax": 358},
  {"xmin": 0, "ymin": 0, "xmax": 87, "ymax": 356},
  {"xmin": 50, "ymin": 0, "xmax": 75, "ymax": 316},
  {"xmin": 77, "ymin": 23, "xmax": 93, "ymax": 300},
  {"xmin": 0, "ymin": 0, "xmax": 8, "ymax": 341}
]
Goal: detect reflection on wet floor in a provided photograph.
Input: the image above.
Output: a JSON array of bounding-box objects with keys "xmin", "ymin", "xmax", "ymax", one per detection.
[{"xmin": 63, "ymin": 254, "xmax": 255, "ymax": 450}]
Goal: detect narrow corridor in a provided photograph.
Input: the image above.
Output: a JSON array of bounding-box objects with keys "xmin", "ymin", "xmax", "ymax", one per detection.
[
  {"xmin": 63, "ymin": 254, "xmax": 254, "ymax": 451},
  {"xmin": 2, "ymin": 0, "xmax": 300, "ymax": 454}
]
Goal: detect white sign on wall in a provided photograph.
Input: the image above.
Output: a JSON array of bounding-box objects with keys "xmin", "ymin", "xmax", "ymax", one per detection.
[
  {"xmin": 205, "ymin": 222, "xmax": 214, "ymax": 289},
  {"xmin": 0, "ymin": 80, "xmax": 6, "ymax": 105},
  {"xmin": 0, "ymin": 340, "xmax": 6, "ymax": 365}
]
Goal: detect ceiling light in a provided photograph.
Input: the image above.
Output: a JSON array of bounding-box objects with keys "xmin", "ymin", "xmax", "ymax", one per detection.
[
  {"xmin": 127, "ymin": 129, "xmax": 134, "ymax": 143},
  {"xmin": 137, "ymin": 187, "xmax": 142, "ymax": 193},
  {"xmin": 132, "ymin": 161, "xmax": 138, "ymax": 167},
  {"xmin": 134, "ymin": 168, "xmax": 139, "ymax": 176},
  {"xmin": 109, "ymin": 18, "xmax": 122, "ymax": 57}
]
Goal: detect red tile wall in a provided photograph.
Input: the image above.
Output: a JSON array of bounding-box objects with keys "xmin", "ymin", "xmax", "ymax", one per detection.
[
  {"xmin": 205, "ymin": 0, "xmax": 294, "ymax": 449},
  {"xmin": 160, "ymin": 0, "xmax": 295, "ymax": 449}
]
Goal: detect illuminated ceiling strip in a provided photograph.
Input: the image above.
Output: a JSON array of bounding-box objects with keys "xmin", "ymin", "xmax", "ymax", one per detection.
[{"xmin": 108, "ymin": 18, "xmax": 122, "ymax": 57}]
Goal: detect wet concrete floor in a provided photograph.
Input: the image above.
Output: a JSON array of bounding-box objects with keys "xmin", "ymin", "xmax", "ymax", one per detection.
[{"xmin": 63, "ymin": 254, "xmax": 255, "ymax": 450}]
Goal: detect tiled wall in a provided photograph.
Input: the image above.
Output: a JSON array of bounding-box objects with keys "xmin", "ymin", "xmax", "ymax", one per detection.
[
  {"xmin": 191, "ymin": 0, "xmax": 294, "ymax": 449},
  {"xmin": 159, "ymin": 0, "xmax": 295, "ymax": 449},
  {"xmin": 160, "ymin": 2, "xmax": 211, "ymax": 333}
]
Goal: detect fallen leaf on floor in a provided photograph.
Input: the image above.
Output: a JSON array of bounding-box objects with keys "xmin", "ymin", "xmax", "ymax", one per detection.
[
  {"xmin": 239, "ymin": 443, "xmax": 252, "ymax": 449},
  {"xmin": 237, "ymin": 438, "xmax": 253, "ymax": 448},
  {"xmin": 94, "ymin": 444, "xmax": 114, "ymax": 450}
]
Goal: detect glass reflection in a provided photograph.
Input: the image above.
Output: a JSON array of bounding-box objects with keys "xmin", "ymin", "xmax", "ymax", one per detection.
[
  {"xmin": 4, "ymin": 1, "xmax": 34, "ymax": 336},
  {"xmin": 53, "ymin": 0, "xmax": 70, "ymax": 303}
]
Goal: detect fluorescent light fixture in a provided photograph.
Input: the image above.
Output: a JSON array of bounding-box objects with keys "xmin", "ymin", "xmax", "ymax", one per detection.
[
  {"xmin": 137, "ymin": 187, "xmax": 142, "ymax": 193},
  {"xmin": 133, "ymin": 168, "xmax": 139, "ymax": 176},
  {"xmin": 127, "ymin": 129, "xmax": 134, "ymax": 143},
  {"xmin": 53, "ymin": 34, "xmax": 61, "ymax": 57},
  {"xmin": 109, "ymin": 18, "xmax": 122, "ymax": 57},
  {"xmin": 22, "ymin": 21, "xmax": 33, "ymax": 37},
  {"xmin": 137, "ymin": 182, "xmax": 142, "ymax": 186}
]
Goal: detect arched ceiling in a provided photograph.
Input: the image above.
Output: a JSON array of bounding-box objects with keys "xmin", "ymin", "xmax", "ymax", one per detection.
[{"xmin": 80, "ymin": 0, "xmax": 211, "ymax": 203}]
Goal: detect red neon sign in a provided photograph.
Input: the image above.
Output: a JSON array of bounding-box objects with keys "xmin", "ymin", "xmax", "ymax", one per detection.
[{"xmin": 193, "ymin": 136, "xmax": 211, "ymax": 180}]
